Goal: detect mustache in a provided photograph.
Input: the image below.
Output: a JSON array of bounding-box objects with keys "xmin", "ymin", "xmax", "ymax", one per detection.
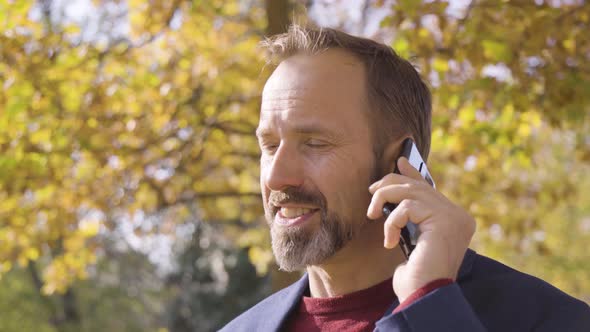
[{"xmin": 268, "ymin": 187, "xmax": 326, "ymax": 213}]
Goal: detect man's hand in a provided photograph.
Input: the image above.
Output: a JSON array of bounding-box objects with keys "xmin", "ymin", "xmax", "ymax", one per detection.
[{"xmin": 367, "ymin": 157, "xmax": 476, "ymax": 303}]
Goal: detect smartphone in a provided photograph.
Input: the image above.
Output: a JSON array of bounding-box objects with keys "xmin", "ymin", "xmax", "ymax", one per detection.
[{"xmin": 382, "ymin": 138, "xmax": 436, "ymax": 259}]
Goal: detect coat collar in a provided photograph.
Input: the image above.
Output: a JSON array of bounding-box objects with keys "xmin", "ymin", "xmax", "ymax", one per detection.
[
  {"xmin": 259, "ymin": 272, "xmax": 309, "ymax": 331},
  {"xmin": 264, "ymin": 249, "xmax": 477, "ymax": 331},
  {"xmin": 457, "ymin": 248, "xmax": 477, "ymax": 281}
]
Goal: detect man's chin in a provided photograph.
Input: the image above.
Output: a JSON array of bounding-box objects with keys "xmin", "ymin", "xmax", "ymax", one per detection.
[
  {"xmin": 271, "ymin": 233, "xmax": 344, "ymax": 272},
  {"xmin": 271, "ymin": 221, "xmax": 314, "ymax": 234},
  {"xmin": 268, "ymin": 211, "xmax": 357, "ymax": 271},
  {"xmin": 273, "ymin": 251, "xmax": 326, "ymax": 272}
]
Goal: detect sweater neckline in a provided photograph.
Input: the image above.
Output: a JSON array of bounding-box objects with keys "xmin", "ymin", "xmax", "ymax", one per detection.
[{"xmin": 298, "ymin": 278, "xmax": 395, "ymax": 314}]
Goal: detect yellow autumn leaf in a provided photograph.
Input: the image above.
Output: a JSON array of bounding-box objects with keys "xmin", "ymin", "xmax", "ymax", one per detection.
[
  {"xmin": 248, "ymin": 246, "xmax": 273, "ymax": 276},
  {"xmin": 29, "ymin": 128, "xmax": 51, "ymax": 145},
  {"xmin": 433, "ymin": 57, "xmax": 449, "ymax": 73}
]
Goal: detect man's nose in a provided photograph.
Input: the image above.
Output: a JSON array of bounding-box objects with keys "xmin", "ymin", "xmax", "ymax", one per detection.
[{"xmin": 264, "ymin": 144, "xmax": 304, "ymax": 191}]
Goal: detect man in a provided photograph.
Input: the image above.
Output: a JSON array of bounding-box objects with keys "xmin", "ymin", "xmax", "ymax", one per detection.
[{"xmin": 221, "ymin": 25, "xmax": 590, "ymax": 332}]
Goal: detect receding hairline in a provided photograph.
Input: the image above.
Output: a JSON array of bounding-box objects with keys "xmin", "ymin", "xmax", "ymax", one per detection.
[
  {"xmin": 263, "ymin": 47, "xmax": 366, "ymax": 77},
  {"xmin": 259, "ymin": 24, "xmax": 433, "ymax": 162},
  {"xmin": 262, "ymin": 48, "xmax": 368, "ymax": 98},
  {"xmin": 259, "ymin": 25, "xmax": 393, "ymax": 68}
]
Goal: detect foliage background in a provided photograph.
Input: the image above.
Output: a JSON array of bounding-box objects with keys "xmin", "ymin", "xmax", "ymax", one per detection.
[{"xmin": 0, "ymin": 0, "xmax": 588, "ymax": 331}]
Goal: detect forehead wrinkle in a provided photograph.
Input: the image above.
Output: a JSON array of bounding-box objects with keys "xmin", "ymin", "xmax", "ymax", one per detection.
[
  {"xmin": 256, "ymin": 107, "xmax": 345, "ymax": 142},
  {"xmin": 260, "ymin": 98, "xmax": 313, "ymax": 112},
  {"xmin": 262, "ymin": 87, "xmax": 313, "ymax": 96},
  {"xmin": 262, "ymin": 87, "xmax": 311, "ymax": 99},
  {"xmin": 260, "ymin": 104, "xmax": 368, "ymax": 138},
  {"xmin": 261, "ymin": 93, "xmax": 321, "ymax": 113}
]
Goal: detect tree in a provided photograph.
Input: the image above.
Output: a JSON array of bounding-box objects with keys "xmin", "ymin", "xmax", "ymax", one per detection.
[
  {"xmin": 371, "ymin": 0, "xmax": 590, "ymax": 301},
  {"xmin": 0, "ymin": 237, "xmax": 172, "ymax": 332},
  {"xmin": 2, "ymin": 1, "xmax": 587, "ymax": 330},
  {"xmin": 0, "ymin": 0, "xmax": 282, "ymax": 328},
  {"xmin": 165, "ymin": 222, "xmax": 270, "ymax": 332},
  {"xmin": 0, "ymin": 0, "xmax": 308, "ymax": 328}
]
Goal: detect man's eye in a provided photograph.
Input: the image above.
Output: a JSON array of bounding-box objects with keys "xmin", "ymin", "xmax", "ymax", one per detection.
[
  {"xmin": 305, "ymin": 139, "xmax": 329, "ymax": 148},
  {"xmin": 261, "ymin": 142, "xmax": 279, "ymax": 152}
]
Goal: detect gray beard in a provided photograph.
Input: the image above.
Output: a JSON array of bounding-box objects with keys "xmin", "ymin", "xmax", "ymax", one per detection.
[
  {"xmin": 269, "ymin": 210, "xmax": 355, "ymax": 272},
  {"xmin": 265, "ymin": 158, "xmax": 383, "ymax": 272}
]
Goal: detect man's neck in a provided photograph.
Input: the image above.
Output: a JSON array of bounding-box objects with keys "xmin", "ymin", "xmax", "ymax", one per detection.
[{"xmin": 306, "ymin": 222, "xmax": 406, "ymax": 298}]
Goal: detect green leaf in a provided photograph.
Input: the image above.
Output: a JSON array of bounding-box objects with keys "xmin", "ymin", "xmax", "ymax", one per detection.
[{"xmin": 481, "ymin": 39, "xmax": 512, "ymax": 62}]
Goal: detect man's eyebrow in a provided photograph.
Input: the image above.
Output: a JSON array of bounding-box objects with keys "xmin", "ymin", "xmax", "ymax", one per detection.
[
  {"xmin": 255, "ymin": 124, "xmax": 337, "ymax": 139},
  {"xmin": 255, "ymin": 128, "xmax": 271, "ymax": 139}
]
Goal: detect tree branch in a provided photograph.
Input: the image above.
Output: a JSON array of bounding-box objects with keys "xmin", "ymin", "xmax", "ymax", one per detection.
[
  {"xmin": 265, "ymin": 0, "xmax": 291, "ymax": 36},
  {"xmin": 28, "ymin": 260, "xmax": 60, "ymax": 329}
]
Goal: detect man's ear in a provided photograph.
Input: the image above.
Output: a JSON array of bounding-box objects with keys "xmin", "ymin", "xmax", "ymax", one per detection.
[{"xmin": 380, "ymin": 136, "xmax": 413, "ymax": 173}]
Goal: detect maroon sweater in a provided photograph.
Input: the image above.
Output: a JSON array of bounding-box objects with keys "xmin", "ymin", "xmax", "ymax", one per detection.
[
  {"xmin": 284, "ymin": 278, "xmax": 453, "ymax": 332},
  {"xmin": 284, "ymin": 278, "xmax": 394, "ymax": 332}
]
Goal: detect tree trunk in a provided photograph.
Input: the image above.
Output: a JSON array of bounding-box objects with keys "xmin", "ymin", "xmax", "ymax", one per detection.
[
  {"xmin": 62, "ymin": 288, "xmax": 80, "ymax": 325},
  {"xmin": 28, "ymin": 259, "xmax": 80, "ymax": 329},
  {"xmin": 265, "ymin": 0, "xmax": 291, "ymax": 36}
]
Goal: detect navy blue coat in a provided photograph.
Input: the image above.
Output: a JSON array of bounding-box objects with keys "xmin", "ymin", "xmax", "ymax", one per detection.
[{"xmin": 220, "ymin": 249, "xmax": 590, "ymax": 331}]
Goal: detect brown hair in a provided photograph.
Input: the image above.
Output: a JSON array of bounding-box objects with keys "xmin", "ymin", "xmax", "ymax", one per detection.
[{"xmin": 260, "ymin": 24, "xmax": 432, "ymax": 161}]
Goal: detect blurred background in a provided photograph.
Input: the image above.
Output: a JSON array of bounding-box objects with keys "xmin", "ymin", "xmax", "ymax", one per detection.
[{"xmin": 0, "ymin": 0, "xmax": 589, "ymax": 331}]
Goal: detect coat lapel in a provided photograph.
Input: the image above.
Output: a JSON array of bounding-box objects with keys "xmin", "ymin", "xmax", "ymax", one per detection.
[{"xmin": 261, "ymin": 274, "xmax": 309, "ymax": 332}]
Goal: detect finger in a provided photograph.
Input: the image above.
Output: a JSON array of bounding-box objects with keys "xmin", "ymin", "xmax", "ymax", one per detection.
[
  {"xmin": 369, "ymin": 172, "xmax": 417, "ymax": 194},
  {"xmin": 383, "ymin": 199, "xmax": 433, "ymax": 240},
  {"xmin": 397, "ymin": 157, "xmax": 426, "ymax": 183},
  {"xmin": 367, "ymin": 184, "xmax": 415, "ymax": 219},
  {"xmin": 383, "ymin": 200, "xmax": 412, "ymax": 248},
  {"xmin": 383, "ymin": 217, "xmax": 401, "ymax": 249},
  {"xmin": 369, "ymin": 173, "xmax": 397, "ymax": 194}
]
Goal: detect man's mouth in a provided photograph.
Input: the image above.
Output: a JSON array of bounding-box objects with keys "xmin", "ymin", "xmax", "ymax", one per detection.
[
  {"xmin": 274, "ymin": 206, "xmax": 320, "ymax": 227},
  {"xmin": 279, "ymin": 207, "xmax": 315, "ymax": 218}
]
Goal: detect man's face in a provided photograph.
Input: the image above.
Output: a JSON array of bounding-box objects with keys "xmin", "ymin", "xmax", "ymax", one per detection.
[{"xmin": 257, "ymin": 50, "xmax": 380, "ymax": 271}]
